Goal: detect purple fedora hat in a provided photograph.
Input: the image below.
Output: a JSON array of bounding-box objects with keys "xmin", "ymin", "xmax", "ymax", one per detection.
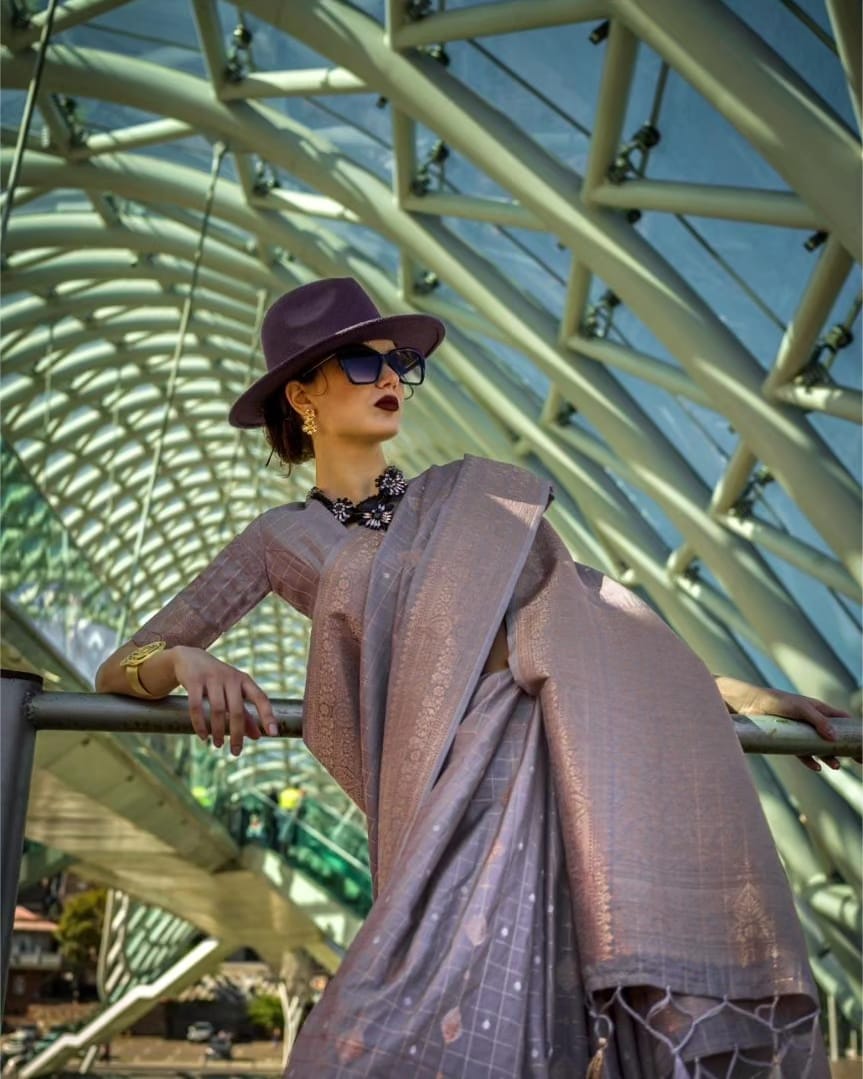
[{"xmin": 228, "ymin": 277, "xmax": 445, "ymax": 428}]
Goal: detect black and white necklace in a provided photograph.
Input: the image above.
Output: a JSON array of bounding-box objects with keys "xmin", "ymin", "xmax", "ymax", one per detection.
[{"xmin": 307, "ymin": 465, "xmax": 408, "ymax": 531}]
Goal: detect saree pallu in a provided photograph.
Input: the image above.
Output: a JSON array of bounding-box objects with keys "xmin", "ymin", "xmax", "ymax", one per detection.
[
  {"xmin": 131, "ymin": 454, "xmax": 827, "ymax": 1076},
  {"xmin": 287, "ymin": 668, "xmax": 589, "ymax": 1076},
  {"xmin": 292, "ymin": 457, "xmax": 826, "ymax": 1077}
]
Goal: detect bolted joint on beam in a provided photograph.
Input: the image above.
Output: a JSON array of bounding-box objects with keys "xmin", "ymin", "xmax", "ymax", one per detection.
[
  {"xmin": 413, "ymin": 269, "xmax": 439, "ymax": 295},
  {"xmin": 607, "ymin": 122, "xmax": 663, "ymax": 184},
  {"xmin": 581, "ymin": 290, "xmax": 622, "ymax": 339},
  {"xmin": 252, "ymin": 158, "xmax": 281, "ymax": 196},
  {"xmin": 417, "ymin": 43, "xmax": 450, "ymax": 67},
  {"xmin": 224, "ymin": 19, "xmax": 253, "ymax": 84},
  {"xmin": 804, "ymin": 229, "xmax": 829, "ymax": 253},
  {"xmin": 405, "ymin": 0, "xmax": 435, "ymax": 21}
]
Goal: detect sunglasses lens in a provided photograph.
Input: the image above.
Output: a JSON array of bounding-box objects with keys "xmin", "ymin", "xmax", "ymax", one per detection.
[
  {"xmin": 337, "ymin": 349, "xmax": 381, "ymax": 384},
  {"xmin": 389, "ymin": 348, "xmax": 425, "ymax": 385},
  {"xmin": 336, "ymin": 347, "xmax": 426, "ymax": 385}
]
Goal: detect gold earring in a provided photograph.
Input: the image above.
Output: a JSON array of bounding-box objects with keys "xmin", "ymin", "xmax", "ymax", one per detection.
[{"xmin": 301, "ymin": 407, "xmax": 318, "ymax": 436}]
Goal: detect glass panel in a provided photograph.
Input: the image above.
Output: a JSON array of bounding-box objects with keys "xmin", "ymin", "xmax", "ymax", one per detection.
[
  {"xmin": 0, "ymin": 438, "xmax": 123, "ymax": 679},
  {"xmin": 639, "ymin": 214, "xmax": 784, "ymax": 365},
  {"xmin": 726, "ymin": 0, "xmax": 857, "ymax": 131},
  {"xmin": 755, "ymin": 473, "xmax": 855, "ymax": 555},
  {"xmin": 450, "ymin": 31, "xmax": 595, "ymax": 169},
  {"xmin": 603, "ymin": 466, "xmax": 683, "ymax": 550},
  {"xmin": 758, "ymin": 548, "xmax": 862, "ymax": 681},
  {"xmin": 62, "ymin": 0, "xmax": 207, "ymax": 76},
  {"xmin": 0, "ymin": 89, "xmax": 27, "ymax": 126},
  {"xmin": 440, "ymin": 214, "xmax": 567, "ymax": 315},
  {"xmin": 639, "ymin": 62, "xmax": 790, "ymax": 189}
]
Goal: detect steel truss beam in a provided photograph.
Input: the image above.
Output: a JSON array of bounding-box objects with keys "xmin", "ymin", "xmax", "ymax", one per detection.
[
  {"xmin": 823, "ymin": 0, "xmax": 862, "ymax": 132},
  {"xmin": 0, "ymin": 186, "xmax": 755, "ymax": 681},
  {"xmin": 0, "ymin": 258, "xmax": 824, "ymax": 696},
  {"xmin": 5, "ymin": 263, "xmax": 763, "ymax": 681},
  {"xmin": 388, "ymin": 0, "xmax": 608, "ymax": 48},
  {"xmin": 243, "ymin": 0, "xmax": 861, "ymax": 583},
  {"xmin": 2, "ymin": 0, "xmax": 133, "ymax": 48},
  {"xmin": 0, "ymin": 0, "xmax": 857, "ymax": 1023},
  {"xmin": 0, "ymin": 97, "xmax": 850, "ymax": 703},
  {"xmin": 608, "ymin": 0, "xmax": 861, "ymax": 260},
  {"xmin": 219, "ymin": 67, "xmax": 366, "ymax": 100},
  {"xmin": 591, "ymin": 181, "xmax": 820, "ymax": 230}
]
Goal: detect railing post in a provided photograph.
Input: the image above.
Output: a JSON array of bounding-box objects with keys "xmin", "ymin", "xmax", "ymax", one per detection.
[{"xmin": 1, "ymin": 669, "xmax": 42, "ymax": 1012}]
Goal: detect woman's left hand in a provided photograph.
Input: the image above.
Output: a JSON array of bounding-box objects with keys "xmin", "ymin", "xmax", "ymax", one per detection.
[{"xmin": 716, "ymin": 676, "xmax": 851, "ymax": 772}]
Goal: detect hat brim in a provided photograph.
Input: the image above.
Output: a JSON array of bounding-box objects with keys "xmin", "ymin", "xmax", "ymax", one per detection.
[{"xmin": 228, "ymin": 312, "xmax": 446, "ymax": 428}]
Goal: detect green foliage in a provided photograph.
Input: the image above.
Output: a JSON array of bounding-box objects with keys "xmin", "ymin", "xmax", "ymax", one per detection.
[
  {"xmin": 246, "ymin": 993, "xmax": 283, "ymax": 1034},
  {"xmin": 55, "ymin": 888, "xmax": 107, "ymax": 970}
]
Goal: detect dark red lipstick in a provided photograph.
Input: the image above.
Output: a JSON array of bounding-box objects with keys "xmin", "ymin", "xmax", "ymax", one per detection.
[{"xmin": 375, "ymin": 394, "xmax": 399, "ymax": 411}]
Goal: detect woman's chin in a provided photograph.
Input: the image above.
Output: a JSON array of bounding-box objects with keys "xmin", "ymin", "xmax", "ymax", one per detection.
[{"xmin": 370, "ymin": 412, "xmax": 402, "ymax": 436}]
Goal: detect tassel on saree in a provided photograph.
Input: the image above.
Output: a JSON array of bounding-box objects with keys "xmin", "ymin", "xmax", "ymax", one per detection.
[{"xmin": 586, "ymin": 1036, "xmax": 607, "ymax": 1079}]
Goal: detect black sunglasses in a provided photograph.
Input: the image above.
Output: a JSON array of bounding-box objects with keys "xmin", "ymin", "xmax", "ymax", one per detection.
[{"xmin": 303, "ymin": 346, "xmax": 426, "ymax": 386}]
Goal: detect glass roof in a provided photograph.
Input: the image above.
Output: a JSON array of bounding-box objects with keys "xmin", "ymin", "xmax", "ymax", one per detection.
[{"xmin": 1, "ymin": 0, "xmax": 860, "ymax": 1010}]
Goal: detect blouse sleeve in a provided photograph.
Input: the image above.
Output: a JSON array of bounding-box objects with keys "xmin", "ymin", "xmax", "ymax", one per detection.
[{"xmin": 129, "ymin": 515, "xmax": 270, "ymax": 651}]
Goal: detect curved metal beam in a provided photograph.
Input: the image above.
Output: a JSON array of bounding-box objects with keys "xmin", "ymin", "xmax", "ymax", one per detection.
[
  {"xmin": 0, "ymin": 147, "xmax": 853, "ymax": 702},
  {"xmin": 388, "ymin": 0, "xmax": 608, "ymax": 47},
  {"xmin": 3, "ymin": 237, "xmax": 757, "ymax": 680},
  {"xmin": 608, "ymin": 0, "xmax": 862, "ymax": 258},
  {"xmin": 240, "ymin": 3, "xmax": 862, "ymax": 580},
  {"xmin": 1, "ymin": 275, "xmax": 259, "ymax": 330}
]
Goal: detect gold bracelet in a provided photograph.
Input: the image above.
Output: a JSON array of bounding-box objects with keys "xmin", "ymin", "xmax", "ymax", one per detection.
[{"xmin": 124, "ymin": 640, "xmax": 168, "ymax": 697}]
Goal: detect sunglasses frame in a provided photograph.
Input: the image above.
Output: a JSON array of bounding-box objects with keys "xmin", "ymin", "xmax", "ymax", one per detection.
[{"xmin": 301, "ymin": 346, "xmax": 426, "ymax": 386}]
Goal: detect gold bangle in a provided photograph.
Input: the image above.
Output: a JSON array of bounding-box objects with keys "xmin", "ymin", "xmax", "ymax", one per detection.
[{"xmin": 124, "ymin": 640, "xmax": 167, "ymax": 697}]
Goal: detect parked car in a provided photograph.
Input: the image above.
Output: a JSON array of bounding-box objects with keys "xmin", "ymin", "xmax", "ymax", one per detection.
[
  {"xmin": 185, "ymin": 1021, "xmax": 215, "ymax": 1043},
  {"xmin": 32, "ymin": 1032, "xmax": 63, "ymax": 1053},
  {"xmin": 205, "ymin": 1032, "xmax": 233, "ymax": 1061},
  {"xmin": 1, "ymin": 1031, "xmax": 36, "ymax": 1059}
]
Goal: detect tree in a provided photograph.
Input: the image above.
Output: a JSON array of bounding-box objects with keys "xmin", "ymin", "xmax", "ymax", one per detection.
[
  {"xmin": 246, "ymin": 993, "xmax": 284, "ymax": 1034},
  {"xmin": 55, "ymin": 888, "xmax": 106, "ymax": 971}
]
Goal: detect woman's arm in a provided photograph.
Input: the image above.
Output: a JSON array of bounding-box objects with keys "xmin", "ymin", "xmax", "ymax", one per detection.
[
  {"xmin": 95, "ymin": 517, "xmax": 276, "ymax": 754},
  {"xmin": 95, "ymin": 641, "xmax": 182, "ymax": 698},
  {"xmin": 714, "ymin": 674, "xmax": 851, "ymax": 771}
]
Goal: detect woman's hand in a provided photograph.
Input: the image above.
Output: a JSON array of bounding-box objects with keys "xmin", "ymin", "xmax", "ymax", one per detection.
[
  {"xmin": 716, "ymin": 676, "xmax": 851, "ymax": 772},
  {"xmin": 171, "ymin": 646, "xmax": 278, "ymax": 756}
]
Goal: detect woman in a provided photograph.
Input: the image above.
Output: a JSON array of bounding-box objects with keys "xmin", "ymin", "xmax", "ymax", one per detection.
[{"xmin": 96, "ymin": 278, "xmax": 844, "ymax": 1077}]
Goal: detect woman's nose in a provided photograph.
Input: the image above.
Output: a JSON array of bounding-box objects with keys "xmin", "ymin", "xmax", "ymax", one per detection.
[{"xmin": 378, "ymin": 361, "xmax": 400, "ymax": 387}]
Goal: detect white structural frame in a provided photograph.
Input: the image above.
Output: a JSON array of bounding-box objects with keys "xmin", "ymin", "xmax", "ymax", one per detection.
[{"xmin": 1, "ymin": 0, "xmax": 861, "ymax": 1031}]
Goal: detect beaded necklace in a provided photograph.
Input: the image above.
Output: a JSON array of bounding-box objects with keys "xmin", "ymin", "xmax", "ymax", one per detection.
[{"xmin": 306, "ymin": 465, "xmax": 408, "ymax": 531}]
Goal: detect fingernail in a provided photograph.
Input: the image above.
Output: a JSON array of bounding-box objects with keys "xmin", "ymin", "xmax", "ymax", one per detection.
[
  {"xmin": 267, "ymin": 723, "xmax": 279, "ymax": 736},
  {"xmin": 826, "ymin": 727, "xmax": 836, "ymax": 740}
]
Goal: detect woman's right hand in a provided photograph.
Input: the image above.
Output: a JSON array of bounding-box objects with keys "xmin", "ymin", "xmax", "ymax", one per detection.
[{"xmin": 171, "ymin": 646, "xmax": 278, "ymax": 755}]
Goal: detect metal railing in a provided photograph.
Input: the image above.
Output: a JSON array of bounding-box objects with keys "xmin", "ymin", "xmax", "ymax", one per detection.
[{"xmin": 2, "ymin": 668, "xmax": 860, "ymax": 1011}]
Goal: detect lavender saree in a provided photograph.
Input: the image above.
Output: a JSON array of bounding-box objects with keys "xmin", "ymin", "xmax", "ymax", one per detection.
[{"xmin": 132, "ymin": 455, "xmax": 827, "ymax": 1078}]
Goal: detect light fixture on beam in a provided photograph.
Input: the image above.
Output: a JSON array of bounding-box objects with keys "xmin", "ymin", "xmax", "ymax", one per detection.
[
  {"xmin": 411, "ymin": 140, "xmax": 450, "ymax": 197},
  {"xmin": 803, "ymin": 229, "xmax": 828, "ymax": 252},
  {"xmin": 607, "ymin": 124, "xmax": 662, "ymax": 184},
  {"xmin": 406, "ymin": 0, "xmax": 434, "ymax": 21},
  {"xmin": 54, "ymin": 94, "xmax": 86, "ymax": 148},
  {"xmin": 419, "ymin": 44, "xmax": 450, "ymax": 67},
  {"xmin": 414, "ymin": 271, "xmax": 439, "ymax": 296},
  {"xmin": 582, "ymin": 290, "xmax": 621, "ymax": 339},
  {"xmin": 796, "ymin": 323, "xmax": 853, "ymax": 388},
  {"xmin": 225, "ymin": 21, "xmax": 253, "ymax": 84},
  {"xmin": 253, "ymin": 159, "xmax": 281, "ymax": 196}
]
